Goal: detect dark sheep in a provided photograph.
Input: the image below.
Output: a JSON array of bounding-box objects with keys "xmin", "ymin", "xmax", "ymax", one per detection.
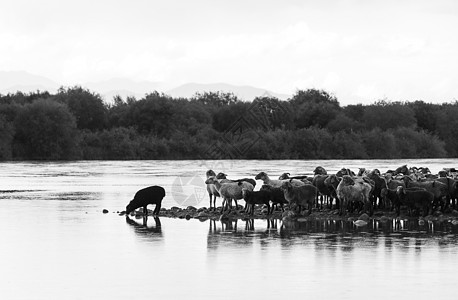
[
  {"xmin": 380, "ymin": 187, "xmax": 400, "ymax": 211},
  {"xmin": 260, "ymin": 184, "xmax": 288, "ymax": 212},
  {"xmin": 396, "ymin": 186, "xmax": 434, "ymax": 217},
  {"xmin": 281, "ymin": 181, "xmax": 317, "ymax": 215},
  {"xmin": 403, "ymin": 177, "xmax": 448, "ymax": 211},
  {"xmin": 366, "ymin": 172, "xmax": 388, "ymax": 209},
  {"xmin": 312, "ymin": 174, "xmax": 334, "ymax": 209},
  {"xmin": 126, "ymin": 186, "xmax": 166, "ymax": 215},
  {"xmin": 242, "ymin": 189, "xmax": 272, "ymax": 215}
]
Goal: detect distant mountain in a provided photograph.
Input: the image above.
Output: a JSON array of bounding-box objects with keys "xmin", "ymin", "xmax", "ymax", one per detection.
[
  {"xmin": 0, "ymin": 71, "xmax": 59, "ymax": 94},
  {"xmin": 0, "ymin": 70, "xmax": 292, "ymax": 102},
  {"xmin": 166, "ymin": 82, "xmax": 291, "ymax": 101},
  {"xmin": 83, "ymin": 78, "xmax": 166, "ymax": 103},
  {"xmin": 84, "ymin": 78, "xmax": 164, "ymax": 95}
]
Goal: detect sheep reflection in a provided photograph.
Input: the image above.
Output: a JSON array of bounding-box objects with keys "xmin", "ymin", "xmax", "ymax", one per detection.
[{"xmin": 125, "ymin": 215, "xmax": 163, "ymax": 240}]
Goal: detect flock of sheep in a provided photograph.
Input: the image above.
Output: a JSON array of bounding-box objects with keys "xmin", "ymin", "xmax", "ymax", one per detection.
[{"xmin": 204, "ymin": 165, "xmax": 458, "ymax": 218}]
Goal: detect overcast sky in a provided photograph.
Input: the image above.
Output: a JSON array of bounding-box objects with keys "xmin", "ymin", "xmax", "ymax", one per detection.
[{"xmin": 1, "ymin": 0, "xmax": 457, "ymax": 105}]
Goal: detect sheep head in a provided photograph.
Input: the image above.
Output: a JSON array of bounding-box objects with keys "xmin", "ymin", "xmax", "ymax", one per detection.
[
  {"xmin": 206, "ymin": 170, "xmax": 216, "ymax": 178},
  {"xmin": 216, "ymin": 172, "xmax": 227, "ymax": 179},
  {"xmin": 280, "ymin": 181, "xmax": 293, "ymax": 191},
  {"xmin": 255, "ymin": 172, "xmax": 267, "ymax": 180},
  {"xmin": 396, "ymin": 186, "xmax": 405, "ymax": 195},
  {"xmin": 205, "ymin": 176, "xmax": 217, "ymax": 184},
  {"xmin": 313, "ymin": 166, "xmax": 327, "ymax": 175},
  {"xmin": 341, "ymin": 175, "xmax": 355, "ymax": 186},
  {"xmin": 278, "ymin": 172, "xmax": 290, "ymax": 180}
]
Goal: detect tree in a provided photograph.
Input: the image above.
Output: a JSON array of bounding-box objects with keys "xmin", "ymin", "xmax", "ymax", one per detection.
[
  {"xmin": 0, "ymin": 115, "xmax": 14, "ymax": 160},
  {"xmin": 13, "ymin": 99, "xmax": 78, "ymax": 159},
  {"xmin": 362, "ymin": 101, "xmax": 416, "ymax": 131},
  {"xmin": 290, "ymin": 89, "xmax": 341, "ymax": 128},
  {"xmin": 434, "ymin": 104, "xmax": 458, "ymax": 157},
  {"xmin": 406, "ymin": 100, "xmax": 438, "ymax": 133},
  {"xmin": 125, "ymin": 92, "xmax": 175, "ymax": 136},
  {"xmin": 192, "ymin": 91, "xmax": 240, "ymax": 107},
  {"xmin": 54, "ymin": 86, "xmax": 107, "ymax": 131}
]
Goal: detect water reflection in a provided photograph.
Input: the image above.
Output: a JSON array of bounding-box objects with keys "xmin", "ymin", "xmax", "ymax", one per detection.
[
  {"xmin": 125, "ymin": 215, "xmax": 163, "ymax": 240},
  {"xmin": 206, "ymin": 218, "xmax": 458, "ymax": 252}
]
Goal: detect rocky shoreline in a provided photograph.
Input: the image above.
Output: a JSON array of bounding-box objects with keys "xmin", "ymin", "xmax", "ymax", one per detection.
[{"xmin": 111, "ymin": 206, "xmax": 458, "ymax": 225}]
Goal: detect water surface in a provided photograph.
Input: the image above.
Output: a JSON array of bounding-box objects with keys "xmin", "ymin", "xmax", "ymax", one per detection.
[{"xmin": 1, "ymin": 159, "xmax": 458, "ymax": 299}]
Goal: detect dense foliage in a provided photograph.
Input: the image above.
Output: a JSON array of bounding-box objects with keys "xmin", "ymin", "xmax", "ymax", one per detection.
[{"xmin": 0, "ymin": 87, "xmax": 454, "ymax": 160}]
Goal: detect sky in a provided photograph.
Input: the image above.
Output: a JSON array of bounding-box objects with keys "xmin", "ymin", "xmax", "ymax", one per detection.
[{"xmin": 1, "ymin": 0, "xmax": 457, "ymax": 105}]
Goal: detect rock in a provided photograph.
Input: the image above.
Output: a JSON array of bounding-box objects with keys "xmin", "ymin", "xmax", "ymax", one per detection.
[
  {"xmin": 353, "ymin": 220, "xmax": 368, "ymax": 227},
  {"xmin": 450, "ymin": 219, "xmax": 458, "ymax": 226},
  {"xmin": 186, "ymin": 206, "xmax": 197, "ymax": 211},
  {"xmin": 219, "ymin": 212, "xmax": 230, "ymax": 221},
  {"xmin": 118, "ymin": 211, "xmax": 126, "ymax": 216},
  {"xmin": 418, "ymin": 219, "xmax": 425, "ymax": 226},
  {"xmin": 197, "ymin": 211, "xmax": 210, "ymax": 218},
  {"xmin": 185, "ymin": 214, "xmax": 192, "ymax": 220},
  {"xmin": 197, "ymin": 207, "xmax": 207, "ymax": 213},
  {"xmin": 282, "ymin": 211, "xmax": 296, "ymax": 219},
  {"xmin": 102, "ymin": 209, "xmax": 109, "ymax": 214},
  {"xmin": 358, "ymin": 213, "xmax": 370, "ymax": 221},
  {"xmin": 379, "ymin": 216, "xmax": 390, "ymax": 223}
]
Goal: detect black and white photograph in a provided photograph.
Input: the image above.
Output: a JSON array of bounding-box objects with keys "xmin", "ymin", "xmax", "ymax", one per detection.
[{"xmin": 1, "ymin": 0, "xmax": 458, "ymax": 299}]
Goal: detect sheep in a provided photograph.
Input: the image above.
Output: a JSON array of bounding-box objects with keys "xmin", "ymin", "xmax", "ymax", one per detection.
[
  {"xmin": 260, "ymin": 184, "xmax": 288, "ymax": 212},
  {"xmin": 312, "ymin": 174, "xmax": 334, "ymax": 209},
  {"xmin": 396, "ymin": 186, "xmax": 434, "ymax": 217},
  {"xmin": 242, "ymin": 189, "xmax": 272, "ymax": 215},
  {"xmin": 403, "ymin": 176, "xmax": 448, "ymax": 211},
  {"xmin": 336, "ymin": 168, "xmax": 356, "ymax": 177},
  {"xmin": 280, "ymin": 181, "xmax": 317, "ymax": 215},
  {"xmin": 435, "ymin": 177, "xmax": 458, "ymax": 210},
  {"xmin": 336, "ymin": 175, "xmax": 372, "ymax": 216},
  {"xmin": 255, "ymin": 171, "xmax": 305, "ymax": 188},
  {"xmin": 380, "ymin": 187, "xmax": 398, "ymax": 210},
  {"xmin": 216, "ymin": 172, "xmax": 256, "ymax": 188},
  {"xmin": 206, "ymin": 170, "xmax": 220, "ymax": 210},
  {"xmin": 278, "ymin": 172, "xmax": 312, "ymax": 184},
  {"xmin": 366, "ymin": 172, "xmax": 388, "ymax": 209},
  {"xmin": 313, "ymin": 166, "xmax": 327, "ymax": 175},
  {"xmin": 204, "ymin": 176, "xmax": 254, "ymax": 211},
  {"xmin": 126, "ymin": 186, "xmax": 165, "ymax": 216},
  {"xmin": 323, "ymin": 174, "xmax": 341, "ymax": 208}
]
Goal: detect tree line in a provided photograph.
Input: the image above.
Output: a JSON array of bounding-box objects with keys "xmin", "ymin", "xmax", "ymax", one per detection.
[{"xmin": 0, "ymin": 87, "xmax": 456, "ymax": 160}]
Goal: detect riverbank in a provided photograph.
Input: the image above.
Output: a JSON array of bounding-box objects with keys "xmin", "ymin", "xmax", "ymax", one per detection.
[{"xmin": 116, "ymin": 205, "xmax": 458, "ymax": 226}]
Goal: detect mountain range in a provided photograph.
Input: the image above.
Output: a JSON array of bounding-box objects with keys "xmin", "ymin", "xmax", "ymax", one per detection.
[{"xmin": 0, "ymin": 71, "xmax": 291, "ymax": 102}]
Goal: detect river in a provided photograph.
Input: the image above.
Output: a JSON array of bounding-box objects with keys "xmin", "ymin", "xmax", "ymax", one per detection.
[{"xmin": 1, "ymin": 159, "xmax": 458, "ymax": 299}]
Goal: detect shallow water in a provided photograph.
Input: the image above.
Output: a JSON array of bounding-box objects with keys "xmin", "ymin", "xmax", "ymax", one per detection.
[{"xmin": 1, "ymin": 159, "xmax": 458, "ymax": 299}]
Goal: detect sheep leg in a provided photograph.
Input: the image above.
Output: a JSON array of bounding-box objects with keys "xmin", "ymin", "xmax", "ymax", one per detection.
[{"xmin": 153, "ymin": 203, "xmax": 161, "ymax": 215}]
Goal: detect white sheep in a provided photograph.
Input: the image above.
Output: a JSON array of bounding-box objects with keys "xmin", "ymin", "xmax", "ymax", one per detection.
[
  {"xmin": 255, "ymin": 171, "xmax": 306, "ymax": 188},
  {"xmin": 206, "ymin": 170, "xmax": 220, "ymax": 210},
  {"xmin": 336, "ymin": 175, "xmax": 373, "ymax": 216},
  {"xmin": 205, "ymin": 176, "xmax": 254, "ymax": 211}
]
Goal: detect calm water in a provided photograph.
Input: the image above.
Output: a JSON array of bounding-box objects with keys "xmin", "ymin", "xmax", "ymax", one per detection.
[{"xmin": 1, "ymin": 159, "xmax": 458, "ymax": 299}]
